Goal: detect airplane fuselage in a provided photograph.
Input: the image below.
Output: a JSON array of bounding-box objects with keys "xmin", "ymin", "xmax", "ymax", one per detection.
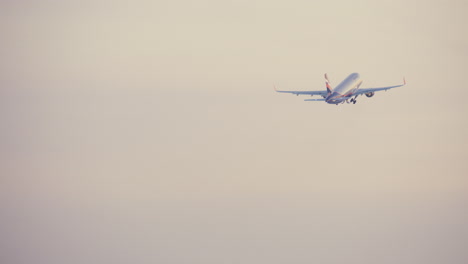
[{"xmin": 325, "ymin": 73, "xmax": 362, "ymax": 104}]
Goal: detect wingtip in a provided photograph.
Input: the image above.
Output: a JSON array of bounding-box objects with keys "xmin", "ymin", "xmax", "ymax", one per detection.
[
  {"xmin": 403, "ymin": 77, "xmax": 406, "ymax": 85},
  {"xmin": 273, "ymin": 85, "xmax": 278, "ymax": 92}
]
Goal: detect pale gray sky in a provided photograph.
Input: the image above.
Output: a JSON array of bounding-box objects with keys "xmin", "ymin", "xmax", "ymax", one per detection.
[{"xmin": 1, "ymin": 1, "xmax": 468, "ymax": 263}]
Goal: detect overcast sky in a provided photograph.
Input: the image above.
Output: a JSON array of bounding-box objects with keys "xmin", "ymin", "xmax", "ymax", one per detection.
[{"xmin": 1, "ymin": 1, "xmax": 468, "ymax": 263}]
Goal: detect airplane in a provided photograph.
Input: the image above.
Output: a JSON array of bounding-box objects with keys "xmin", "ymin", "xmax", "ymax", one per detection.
[{"xmin": 275, "ymin": 73, "xmax": 406, "ymax": 105}]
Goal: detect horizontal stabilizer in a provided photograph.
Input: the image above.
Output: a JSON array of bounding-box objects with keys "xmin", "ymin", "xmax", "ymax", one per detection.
[{"xmin": 304, "ymin": 98, "xmax": 326, "ymax": 101}]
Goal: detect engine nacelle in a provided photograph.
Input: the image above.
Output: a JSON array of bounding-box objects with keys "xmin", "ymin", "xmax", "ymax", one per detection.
[{"xmin": 365, "ymin": 92, "xmax": 375, "ymax": 97}]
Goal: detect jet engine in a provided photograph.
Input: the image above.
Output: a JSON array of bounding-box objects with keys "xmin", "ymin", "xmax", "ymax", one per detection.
[{"xmin": 365, "ymin": 92, "xmax": 375, "ymax": 97}]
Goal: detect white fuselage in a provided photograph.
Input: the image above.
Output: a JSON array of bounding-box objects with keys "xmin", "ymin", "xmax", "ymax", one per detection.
[{"xmin": 326, "ymin": 73, "xmax": 363, "ymax": 104}]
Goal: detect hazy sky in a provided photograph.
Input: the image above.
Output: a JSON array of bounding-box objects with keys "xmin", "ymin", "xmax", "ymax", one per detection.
[{"xmin": 1, "ymin": 1, "xmax": 468, "ymax": 263}]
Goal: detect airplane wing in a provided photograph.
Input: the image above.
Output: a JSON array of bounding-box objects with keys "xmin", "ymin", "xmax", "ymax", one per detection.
[
  {"xmin": 353, "ymin": 78, "xmax": 406, "ymax": 96},
  {"xmin": 274, "ymin": 74, "xmax": 331, "ymax": 96},
  {"xmin": 274, "ymin": 86, "xmax": 328, "ymax": 96}
]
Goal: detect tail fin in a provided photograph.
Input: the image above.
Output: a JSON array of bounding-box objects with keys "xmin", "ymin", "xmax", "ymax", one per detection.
[{"xmin": 324, "ymin": 73, "xmax": 332, "ymax": 94}]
